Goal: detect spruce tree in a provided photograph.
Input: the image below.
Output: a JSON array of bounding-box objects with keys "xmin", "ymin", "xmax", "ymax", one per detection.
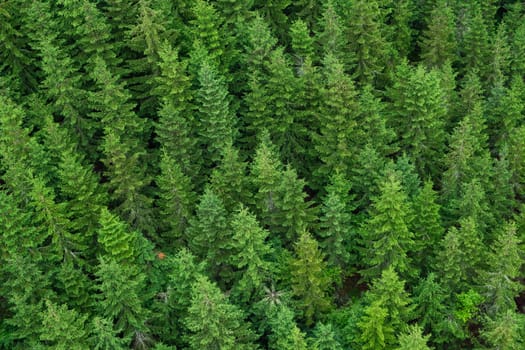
[
  {"xmin": 346, "ymin": 0, "xmax": 389, "ymax": 85},
  {"xmin": 154, "ymin": 41, "xmax": 199, "ymax": 179},
  {"xmin": 395, "ymin": 324, "xmax": 432, "ymax": 350},
  {"xmin": 267, "ymin": 305, "xmax": 308, "ymax": 350},
  {"xmin": 156, "ymin": 150, "xmax": 195, "ymax": 246},
  {"xmin": 186, "ymin": 187, "xmax": 232, "ymax": 281},
  {"xmin": 229, "ymin": 206, "xmax": 273, "ymax": 303},
  {"xmin": 39, "ymin": 300, "xmax": 89, "ymax": 350},
  {"xmin": 360, "ymin": 172, "xmax": 415, "ymax": 281},
  {"xmin": 209, "ymin": 142, "xmax": 249, "ymax": 211},
  {"xmin": 357, "ymin": 300, "xmax": 394, "ymax": 350},
  {"xmin": 185, "ymin": 275, "xmax": 257, "ymax": 350},
  {"xmin": 195, "ymin": 58, "xmax": 237, "ymax": 166},
  {"xmin": 94, "ymin": 257, "xmax": 150, "ymax": 341},
  {"xmin": 90, "ymin": 56, "xmax": 154, "ymax": 235},
  {"xmin": 387, "ymin": 62, "xmax": 447, "ymax": 176},
  {"xmin": 318, "ymin": 172, "xmax": 356, "ymax": 269},
  {"xmin": 419, "ymin": 0, "xmax": 457, "ymax": 68},
  {"xmin": 290, "ymin": 232, "xmax": 333, "ymax": 325},
  {"xmin": 314, "ymin": 54, "xmax": 359, "ymax": 183}
]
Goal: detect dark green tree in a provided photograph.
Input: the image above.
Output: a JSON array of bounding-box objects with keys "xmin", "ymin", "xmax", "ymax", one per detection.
[
  {"xmin": 195, "ymin": 58, "xmax": 237, "ymax": 165},
  {"xmin": 318, "ymin": 172, "xmax": 356, "ymax": 269},
  {"xmin": 186, "ymin": 187, "xmax": 231, "ymax": 281},
  {"xmin": 345, "ymin": 0, "xmax": 389, "ymax": 85},
  {"xmin": 90, "ymin": 56, "xmax": 154, "ymax": 235},
  {"xmin": 480, "ymin": 222, "xmax": 523, "ymax": 317},
  {"xmin": 419, "ymin": 0, "xmax": 457, "ymax": 68},
  {"xmin": 410, "ymin": 180, "xmax": 444, "ymax": 272},
  {"xmin": 267, "ymin": 305, "xmax": 308, "ymax": 350},
  {"xmin": 156, "ymin": 150, "xmax": 195, "ymax": 246},
  {"xmin": 94, "ymin": 257, "xmax": 150, "ymax": 341},
  {"xmin": 154, "ymin": 41, "xmax": 199, "ymax": 179},
  {"xmin": 314, "ymin": 54, "xmax": 359, "ymax": 182},
  {"xmin": 209, "ymin": 142, "xmax": 249, "ymax": 211}
]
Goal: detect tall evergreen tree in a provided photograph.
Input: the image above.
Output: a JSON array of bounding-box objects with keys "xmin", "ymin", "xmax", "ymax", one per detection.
[
  {"xmin": 229, "ymin": 206, "xmax": 273, "ymax": 302},
  {"xmin": 313, "ymin": 54, "xmax": 359, "ymax": 183},
  {"xmin": 419, "ymin": 0, "xmax": 457, "ymax": 68},
  {"xmin": 360, "ymin": 172, "xmax": 415, "ymax": 281},
  {"xmin": 387, "ymin": 62, "xmax": 447, "ymax": 176},
  {"xmin": 195, "ymin": 58, "xmax": 237, "ymax": 166},
  {"xmin": 94, "ymin": 257, "xmax": 150, "ymax": 342},
  {"xmin": 345, "ymin": 0, "xmax": 389, "ymax": 85},
  {"xmin": 184, "ymin": 275, "xmax": 257, "ymax": 350},
  {"xmin": 90, "ymin": 56, "xmax": 154, "ymax": 235},
  {"xmin": 289, "ymin": 232, "xmax": 333, "ymax": 325}
]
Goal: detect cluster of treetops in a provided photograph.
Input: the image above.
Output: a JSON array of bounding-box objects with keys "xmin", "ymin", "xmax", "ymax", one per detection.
[{"xmin": 2, "ymin": 0, "xmax": 525, "ymax": 349}]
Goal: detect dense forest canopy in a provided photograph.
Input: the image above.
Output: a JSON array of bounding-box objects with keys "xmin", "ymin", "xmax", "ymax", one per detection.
[{"xmin": 2, "ymin": 0, "xmax": 525, "ymax": 349}]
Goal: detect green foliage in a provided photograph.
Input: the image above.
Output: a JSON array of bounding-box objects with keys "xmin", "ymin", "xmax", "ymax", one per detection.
[
  {"xmin": 360, "ymin": 172, "xmax": 415, "ymax": 281},
  {"xmin": 186, "ymin": 187, "xmax": 232, "ymax": 280},
  {"xmin": 290, "ymin": 232, "xmax": 333, "ymax": 325},
  {"xmin": 358, "ymin": 300, "xmax": 395, "ymax": 350},
  {"xmin": 396, "ymin": 324, "xmax": 432, "ymax": 350},
  {"xmin": 185, "ymin": 275, "xmax": 257, "ymax": 350},
  {"xmin": 229, "ymin": 206, "xmax": 273, "ymax": 302},
  {"xmin": 4, "ymin": 3, "xmax": 525, "ymax": 348},
  {"xmin": 195, "ymin": 58, "xmax": 237, "ymax": 165},
  {"xmin": 39, "ymin": 300, "xmax": 88, "ymax": 350},
  {"xmin": 387, "ymin": 62, "xmax": 447, "ymax": 176},
  {"xmin": 267, "ymin": 306, "xmax": 308, "ymax": 350},
  {"xmin": 94, "ymin": 257, "xmax": 149, "ymax": 339},
  {"xmin": 419, "ymin": 0, "xmax": 457, "ymax": 68}
]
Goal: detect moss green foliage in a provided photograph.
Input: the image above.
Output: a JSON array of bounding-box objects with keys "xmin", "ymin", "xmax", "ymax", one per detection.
[{"xmin": 2, "ymin": 2, "xmax": 525, "ymax": 349}]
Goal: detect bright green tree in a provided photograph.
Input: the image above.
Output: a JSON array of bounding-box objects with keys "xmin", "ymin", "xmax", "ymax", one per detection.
[
  {"xmin": 290, "ymin": 19, "xmax": 315, "ymax": 65},
  {"xmin": 366, "ymin": 268, "xmax": 413, "ymax": 336},
  {"xmin": 229, "ymin": 206, "xmax": 273, "ymax": 303},
  {"xmin": 358, "ymin": 300, "xmax": 394, "ymax": 350},
  {"xmin": 290, "ymin": 232, "xmax": 333, "ymax": 325},
  {"xmin": 185, "ymin": 275, "xmax": 257, "ymax": 350},
  {"xmin": 395, "ymin": 324, "xmax": 432, "ymax": 350},
  {"xmin": 360, "ymin": 172, "xmax": 415, "ymax": 281},
  {"xmin": 39, "ymin": 300, "xmax": 89, "ymax": 350},
  {"xmin": 97, "ymin": 207, "xmax": 136, "ymax": 264}
]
